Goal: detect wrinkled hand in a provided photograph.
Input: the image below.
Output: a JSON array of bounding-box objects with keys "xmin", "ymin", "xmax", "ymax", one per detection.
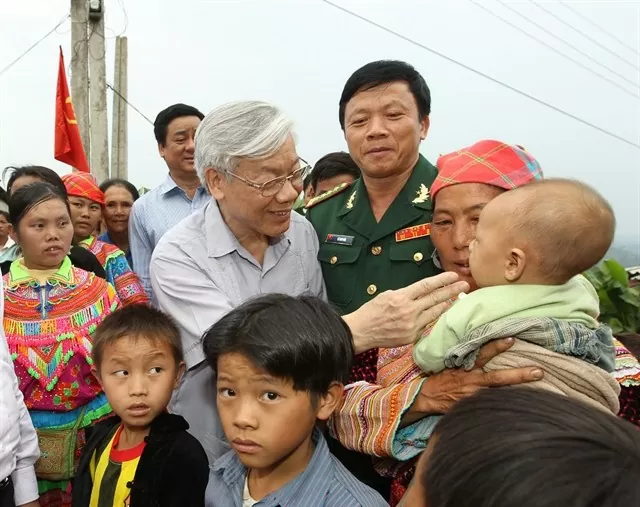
[
  {"xmin": 402, "ymin": 338, "xmax": 543, "ymax": 425},
  {"xmin": 344, "ymin": 272, "xmax": 469, "ymax": 354}
]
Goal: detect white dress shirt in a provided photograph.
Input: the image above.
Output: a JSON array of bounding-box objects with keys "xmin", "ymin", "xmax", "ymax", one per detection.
[{"xmin": 0, "ymin": 275, "xmax": 40, "ymax": 505}]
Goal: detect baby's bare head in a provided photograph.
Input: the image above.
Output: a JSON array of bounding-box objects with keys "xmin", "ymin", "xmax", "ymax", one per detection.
[{"xmin": 498, "ymin": 179, "xmax": 615, "ymax": 284}]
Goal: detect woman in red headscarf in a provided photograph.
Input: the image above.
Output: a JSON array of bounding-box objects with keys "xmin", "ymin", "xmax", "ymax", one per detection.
[
  {"xmin": 61, "ymin": 173, "xmax": 148, "ymax": 306},
  {"xmin": 326, "ymin": 140, "xmax": 640, "ymax": 505}
]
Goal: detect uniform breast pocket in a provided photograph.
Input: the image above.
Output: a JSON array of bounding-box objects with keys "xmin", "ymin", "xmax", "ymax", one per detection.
[
  {"xmin": 318, "ymin": 244, "xmax": 361, "ymax": 309},
  {"xmin": 389, "ymin": 238, "xmax": 437, "ymax": 287}
]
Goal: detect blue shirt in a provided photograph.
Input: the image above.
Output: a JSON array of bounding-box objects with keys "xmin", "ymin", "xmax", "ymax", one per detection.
[
  {"xmin": 98, "ymin": 231, "xmax": 133, "ymax": 268},
  {"xmin": 205, "ymin": 429, "xmax": 388, "ymax": 507},
  {"xmin": 128, "ymin": 174, "xmax": 209, "ymax": 299}
]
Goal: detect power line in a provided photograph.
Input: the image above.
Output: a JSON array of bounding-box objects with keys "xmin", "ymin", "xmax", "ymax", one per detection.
[
  {"xmin": 0, "ymin": 15, "xmax": 70, "ymax": 80},
  {"xmin": 471, "ymin": 0, "xmax": 639, "ymax": 98},
  {"xmin": 494, "ymin": 0, "xmax": 638, "ymax": 87},
  {"xmin": 530, "ymin": 0, "xmax": 638, "ymax": 71},
  {"xmin": 319, "ymin": 0, "xmax": 640, "ymax": 150},
  {"xmin": 559, "ymin": 0, "xmax": 640, "ymax": 56},
  {"xmin": 106, "ymin": 83, "xmax": 153, "ymax": 125}
]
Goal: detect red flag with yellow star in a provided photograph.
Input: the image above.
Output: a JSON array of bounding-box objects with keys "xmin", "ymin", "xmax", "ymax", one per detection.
[{"xmin": 54, "ymin": 47, "xmax": 90, "ymax": 173}]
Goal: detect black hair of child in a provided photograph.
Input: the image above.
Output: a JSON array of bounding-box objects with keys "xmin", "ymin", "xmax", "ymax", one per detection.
[
  {"xmin": 92, "ymin": 304, "xmax": 184, "ymax": 370},
  {"xmin": 203, "ymin": 294, "xmax": 354, "ymax": 395},
  {"xmin": 424, "ymin": 386, "xmax": 640, "ymax": 507}
]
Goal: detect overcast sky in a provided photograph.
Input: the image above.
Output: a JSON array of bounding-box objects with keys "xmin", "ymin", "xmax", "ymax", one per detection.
[{"xmin": 0, "ymin": 0, "xmax": 638, "ymax": 254}]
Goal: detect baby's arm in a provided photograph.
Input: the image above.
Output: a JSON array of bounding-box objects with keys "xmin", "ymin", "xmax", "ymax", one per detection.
[{"xmin": 413, "ymin": 297, "xmax": 466, "ymax": 373}]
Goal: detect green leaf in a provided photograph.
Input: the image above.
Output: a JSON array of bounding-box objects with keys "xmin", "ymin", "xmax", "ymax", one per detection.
[{"xmin": 603, "ymin": 259, "xmax": 630, "ymax": 287}]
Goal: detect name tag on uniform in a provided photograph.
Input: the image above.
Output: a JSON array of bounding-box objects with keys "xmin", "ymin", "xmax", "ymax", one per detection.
[
  {"xmin": 395, "ymin": 223, "xmax": 431, "ymax": 242},
  {"xmin": 326, "ymin": 233, "xmax": 355, "ymax": 246}
]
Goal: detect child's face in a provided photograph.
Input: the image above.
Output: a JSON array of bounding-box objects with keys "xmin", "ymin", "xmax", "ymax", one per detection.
[
  {"xmin": 216, "ymin": 352, "xmax": 339, "ymax": 473},
  {"xmin": 469, "ymin": 194, "xmax": 523, "ymax": 288},
  {"xmin": 96, "ymin": 336, "xmax": 184, "ymax": 431}
]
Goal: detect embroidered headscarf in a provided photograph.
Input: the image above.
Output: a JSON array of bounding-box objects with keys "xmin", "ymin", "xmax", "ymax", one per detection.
[
  {"xmin": 431, "ymin": 140, "xmax": 543, "ymax": 200},
  {"xmin": 61, "ymin": 172, "xmax": 105, "ymax": 206}
]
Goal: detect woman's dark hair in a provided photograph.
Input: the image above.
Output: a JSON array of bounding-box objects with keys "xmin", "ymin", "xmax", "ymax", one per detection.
[
  {"xmin": 203, "ymin": 294, "xmax": 353, "ymax": 395},
  {"xmin": 9, "ymin": 182, "xmax": 71, "ymax": 228},
  {"xmin": 424, "ymin": 387, "xmax": 640, "ymax": 507},
  {"xmin": 99, "ymin": 178, "xmax": 140, "ymax": 201},
  {"xmin": 339, "ymin": 60, "xmax": 431, "ymax": 130},
  {"xmin": 154, "ymin": 103, "xmax": 204, "ymax": 145},
  {"xmin": 4, "ymin": 165, "xmax": 68, "ymax": 198}
]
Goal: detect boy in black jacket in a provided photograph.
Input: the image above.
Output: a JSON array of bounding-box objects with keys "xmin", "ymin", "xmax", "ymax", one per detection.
[{"xmin": 72, "ymin": 305, "xmax": 209, "ymax": 507}]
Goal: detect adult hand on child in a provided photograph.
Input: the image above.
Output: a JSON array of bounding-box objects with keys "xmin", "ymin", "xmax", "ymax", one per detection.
[
  {"xmin": 343, "ymin": 272, "xmax": 469, "ymax": 354},
  {"xmin": 402, "ymin": 338, "xmax": 544, "ymax": 426}
]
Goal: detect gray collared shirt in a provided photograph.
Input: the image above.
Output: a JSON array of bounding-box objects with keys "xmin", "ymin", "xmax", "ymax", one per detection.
[
  {"xmin": 206, "ymin": 428, "xmax": 388, "ymax": 507},
  {"xmin": 129, "ymin": 174, "xmax": 209, "ymax": 299},
  {"xmin": 150, "ymin": 199, "xmax": 326, "ymax": 369}
]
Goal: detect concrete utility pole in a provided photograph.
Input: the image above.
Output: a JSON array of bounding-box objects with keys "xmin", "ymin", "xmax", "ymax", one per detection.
[
  {"xmin": 70, "ymin": 0, "xmax": 90, "ymax": 161},
  {"xmin": 111, "ymin": 36, "xmax": 128, "ymax": 180},
  {"xmin": 88, "ymin": 0, "xmax": 109, "ymax": 182}
]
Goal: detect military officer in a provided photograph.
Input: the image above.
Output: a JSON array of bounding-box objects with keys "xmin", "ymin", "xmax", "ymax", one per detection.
[
  {"xmin": 306, "ymin": 60, "xmax": 441, "ymax": 381},
  {"xmin": 305, "ymin": 59, "xmax": 441, "ymax": 496}
]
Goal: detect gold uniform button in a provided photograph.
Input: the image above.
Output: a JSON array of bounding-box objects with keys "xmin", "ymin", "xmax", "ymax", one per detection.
[
  {"xmin": 413, "ymin": 252, "xmax": 424, "ymax": 262},
  {"xmin": 330, "ymin": 256, "xmax": 338, "ymax": 265},
  {"xmin": 367, "ymin": 284, "xmax": 377, "ymax": 296},
  {"xmin": 371, "ymin": 246, "xmax": 382, "ymax": 256}
]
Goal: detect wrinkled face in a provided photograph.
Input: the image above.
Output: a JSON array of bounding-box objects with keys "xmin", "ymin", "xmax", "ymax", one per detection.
[
  {"xmin": 158, "ymin": 115, "xmax": 201, "ymax": 174},
  {"xmin": 469, "ymin": 196, "xmax": 515, "ymax": 288},
  {"xmin": 103, "ymin": 185, "xmax": 135, "ymax": 235},
  {"xmin": 216, "ymin": 353, "xmax": 319, "ymax": 473},
  {"xmin": 15, "ymin": 198, "xmax": 74, "ymax": 270},
  {"xmin": 68, "ymin": 196, "xmax": 102, "ymax": 241},
  {"xmin": 206, "ymin": 136, "xmax": 302, "ymax": 241},
  {"xmin": 0, "ymin": 214, "xmax": 10, "ymax": 238},
  {"xmin": 430, "ymin": 183, "xmax": 505, "ymax": 292},
  {"xmin": 97, "ymin": 336, "xmax": 184, "ymax": 431},
  {"xmin": 343, "ymin": 81, "xmax": 428, "ymax": 180}
]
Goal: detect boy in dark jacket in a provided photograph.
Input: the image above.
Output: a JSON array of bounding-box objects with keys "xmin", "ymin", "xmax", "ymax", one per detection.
[{"xmin": 72, "ymin": 305, "xmax": 209, "ymax": 507}]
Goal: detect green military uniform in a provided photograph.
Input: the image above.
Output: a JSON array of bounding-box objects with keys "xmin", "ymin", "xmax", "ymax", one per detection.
[
  {"xmin": 306, "ymin": 154, "xmax": 441, "ymax": 497},
  {"xmin": 306, "ymin": 154, "xmax": 441, "ymax": 318}
]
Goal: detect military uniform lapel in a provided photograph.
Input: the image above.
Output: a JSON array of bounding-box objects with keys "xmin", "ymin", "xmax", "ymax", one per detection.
[
  {"xmin": 339, "ymin": 178, "xmax": 376, "ymax": 240},
  {"xmin": 369, "ymin": 155, "xmax": 433, "ymax": 244}
]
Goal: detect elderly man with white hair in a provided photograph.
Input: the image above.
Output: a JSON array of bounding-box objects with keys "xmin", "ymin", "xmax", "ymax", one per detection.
[{"xmin": 150, "ymin": 100, "xmax": 464, "ymax": 465}]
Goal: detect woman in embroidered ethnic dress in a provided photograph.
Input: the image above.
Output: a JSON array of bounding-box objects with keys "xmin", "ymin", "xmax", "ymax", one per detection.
[
  {"xmin": 328, "ymin": 141, "xmax": 640, "ymax": 506},
  {"xmin": 61, "ymin": 172, "xmax": 148, "ymax": 306},
  {"xmin": 3, "ymin": 183, "xmax": 120, "ymax": 506}
]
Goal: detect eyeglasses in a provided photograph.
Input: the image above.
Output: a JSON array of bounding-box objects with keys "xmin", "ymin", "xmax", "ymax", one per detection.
[{"xmin": 224, "ymin": 158, "xmax": 311, "ymax": 197}]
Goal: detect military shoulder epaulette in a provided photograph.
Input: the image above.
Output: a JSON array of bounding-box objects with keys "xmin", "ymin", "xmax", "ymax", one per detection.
[{"xmin": 305, "ymin": 182, "xmax": 351, "ymax": 209}]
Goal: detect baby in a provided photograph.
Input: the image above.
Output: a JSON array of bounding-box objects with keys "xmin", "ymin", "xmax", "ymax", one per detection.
[{"xmin": 413, "ymin": 178, "xmax": 620, "ymax": 411}]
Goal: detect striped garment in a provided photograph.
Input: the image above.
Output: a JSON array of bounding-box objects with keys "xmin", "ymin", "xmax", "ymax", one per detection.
[
  {"xmin": 79, "ymin": 235, "xmax": 148, "ymax": 306},
  {"xmin": 89, "ymin": 425, "xmax": 145, "ymax": 507},
  {"xmin": 206, "ymin": 428, "xmax": 388, "ymax": 507}
]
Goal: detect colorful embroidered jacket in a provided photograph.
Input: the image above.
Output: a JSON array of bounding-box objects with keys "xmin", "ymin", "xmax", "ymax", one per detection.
[
  {"xmin": 3, "ymin": 257, "xmax": 119, "ymax": 414},
  {"xmin": 80, "ymin": 235, "xmax": 148, "ymax": 306},
  {"xmin": 3, "ymin": 257, "xmax": 119, "ymax": 505}
]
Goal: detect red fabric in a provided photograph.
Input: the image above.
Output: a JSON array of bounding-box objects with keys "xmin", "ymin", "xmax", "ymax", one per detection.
[
  {"xmin": 62, "ymin": 172, "xmax": 105, "ymax": 205},
  {"xmin": 54, "ymin": 47, "xmax": 90, "ymax": 173},
  {"xmin": 348, "ymin": 349, "xmax": 378, "ymax": 384},
  {"xmin": 431, "ymin": 140, "xmax": 543, "ymax": 199}
]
